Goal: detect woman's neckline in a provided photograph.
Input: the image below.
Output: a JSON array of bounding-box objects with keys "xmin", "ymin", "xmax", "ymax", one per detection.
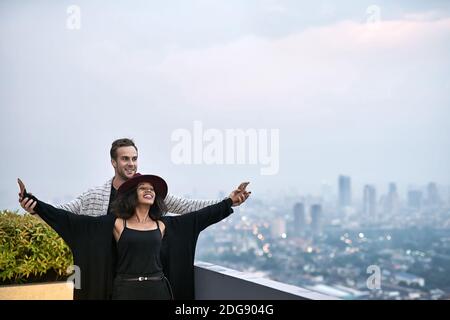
[{"xmin": 124, "ymin": 226, "xmax": 159, "ymax": 232}]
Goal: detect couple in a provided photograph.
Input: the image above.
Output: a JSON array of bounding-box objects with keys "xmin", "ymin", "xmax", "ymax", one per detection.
[{"xmin": 18, "ymin": 138, "xmax": 251, "ymax": 300}]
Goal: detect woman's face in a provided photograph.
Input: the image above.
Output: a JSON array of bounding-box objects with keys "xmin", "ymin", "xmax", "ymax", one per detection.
[{"xmin": 136, "ymin": 182, "xmax": 155, "ymax": 205}]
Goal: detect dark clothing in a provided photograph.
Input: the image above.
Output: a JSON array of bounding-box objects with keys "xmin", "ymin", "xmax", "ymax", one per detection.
[
  {"xmin": 114, "ymin": 219, "xmax": 167, "ymax": 299},
  {"xmin": 116, "ymin": 220, "xmax": 163, "ymax": 276},
  {"xmin": 112, "ymin": 274, "xmax": 172, "ymax": 300},
  {"xmin": 106, "ymin": 185, "xmax": 117, "ymax": 215},
  {"xmin": 32, "ymin": 196, "xmax": 234, "ymax": 300}
]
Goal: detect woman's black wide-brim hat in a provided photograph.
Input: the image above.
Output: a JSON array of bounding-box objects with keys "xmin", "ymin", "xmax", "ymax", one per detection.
[{"xmin": 117, "ymin": 173, "xmax": 168, "ymax": 199}]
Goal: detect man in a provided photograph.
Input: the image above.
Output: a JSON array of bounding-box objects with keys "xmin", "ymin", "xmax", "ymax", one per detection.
[{"xmin": 20, "ymin": 138, "xmax": 248, "ymax": 216}]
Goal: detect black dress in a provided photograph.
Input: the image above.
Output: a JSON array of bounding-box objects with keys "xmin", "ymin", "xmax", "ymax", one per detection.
[
  {"xmin": 30, "ymin": 196, "xmax": 234, "ymax": 300},
  {"xmin": 112, "ymin": 219, "xmax": 172, "ymax": 300}
]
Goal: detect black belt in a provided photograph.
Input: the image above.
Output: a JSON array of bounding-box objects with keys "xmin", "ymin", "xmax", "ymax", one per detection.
[
  {"xmin": 115, "ymin": 273, "xmax": 174, "ymax": 299},
  {"xmin": 117, "ymin": 274, "xmax": 164, "ymax": 282}
]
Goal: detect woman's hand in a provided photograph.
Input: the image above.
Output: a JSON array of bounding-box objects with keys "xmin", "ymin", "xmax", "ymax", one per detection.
[
  {"xmin": 18, "ymin": 178, "xmax": 37, "ymax": 214},
  {"xmin": 229, "ymin": 182, "xmax": 251, "ymax": 207}
]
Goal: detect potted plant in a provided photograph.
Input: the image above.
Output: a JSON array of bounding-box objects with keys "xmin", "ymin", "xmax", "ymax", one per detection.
[{"xmin": 0, "ymin": 210, "xmax": 73, "ymax": 299}]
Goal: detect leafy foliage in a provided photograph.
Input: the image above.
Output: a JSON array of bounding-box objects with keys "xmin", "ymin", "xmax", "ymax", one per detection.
[{"xmin": 0, "ymin": 210, "xmax": 73, "ymax": 284}]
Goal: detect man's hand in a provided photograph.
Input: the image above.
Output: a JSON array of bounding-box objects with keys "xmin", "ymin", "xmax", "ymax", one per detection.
[
  {"xmin": 229, "ymin": 182, "xmax": 251, "ymax": 207},
  {"xmin": 18, "ymin": 178, "xmax": 37, "ymax": 214}
]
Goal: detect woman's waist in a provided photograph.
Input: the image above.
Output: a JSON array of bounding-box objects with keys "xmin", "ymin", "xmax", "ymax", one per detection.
[
  {"xmin": 115, "ymin": 257, "xmax": 163, "ymax": 274},
  {"xmin": 115, "ymin": 272, "xmax": 165, "ymax": 282}
]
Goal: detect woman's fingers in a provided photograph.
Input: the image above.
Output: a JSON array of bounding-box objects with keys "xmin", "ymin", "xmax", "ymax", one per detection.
[
  {"xmin": 231, "ymin": 189, "xmax": 251, "ymax": 206},
  {"xmin": 237, "ymin": 182, "xmax": 250, "ymax": 191},
  {"xmin": 20, "ymin": 197, "xmax": 28, "ymax": 206},
  {"xmin": 25, "ymin": 198, "xmax": 35, "ymax": 208},
  {"xmin": 20, "ymin": 197, "xmax": 36, "ymax": 211},
  {"xmin": 17, "ymin": 178, "xmax": 26, "ymax": 197},
  {"xmin": 230, "ymin": 182, "xmax": 251, "ymax": 204},
  {"xmin": 240, "ymin": 191, "xmax": 251, "ymax": 200}
]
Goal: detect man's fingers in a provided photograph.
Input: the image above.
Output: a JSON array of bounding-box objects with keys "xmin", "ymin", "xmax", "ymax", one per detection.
[{"xmin": 30, "ymin": 201, "xmax": 37, "ymax": 210}]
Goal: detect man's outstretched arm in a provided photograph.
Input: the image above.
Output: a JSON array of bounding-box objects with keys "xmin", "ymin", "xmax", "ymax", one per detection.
[
  {"xmin": 56, "ymin": 194, "xmax": 83, "ymax": 215},
  {"xmin": 164, "ymin": 182, "xmax": 250, "ymax": 214},
  {"xmin": 54, "ymin": 179, "xmax": 112, "ymax": 216},
  {"xmin": 164, "ymin": 194, "xmax": 221, "ymax": 215}
]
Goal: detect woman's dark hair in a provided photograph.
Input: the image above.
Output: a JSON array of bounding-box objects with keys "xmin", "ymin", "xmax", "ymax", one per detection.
[{"xmin": 111, "ymin": 185, "xmax": 168, "ymax": 221}]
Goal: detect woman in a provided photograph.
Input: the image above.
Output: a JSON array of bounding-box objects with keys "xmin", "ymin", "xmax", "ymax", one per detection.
[{"xmin": 17, "ymin": 174, "xmax": 250, "ymax": 300}]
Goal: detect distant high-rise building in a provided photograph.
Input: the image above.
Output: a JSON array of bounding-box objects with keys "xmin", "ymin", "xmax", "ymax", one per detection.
[
  {"xmin": 320, "ymin": 181, "xmax": 334, "ymax": 204},
  {"xmin": 271, "ymin": 218, "xmax": 286, "ymax": 238},
  {"xmin": 310, "ymin": 204, "xmax": 322, "ymax": 235},
  {"xmin": 338, "ymin": 175, "xmax": 352, "ymax": 209},
  {"xmin": 293, "ymin": 203, "xmax": 305, "ymax": 236},
  {"xmin": 385, "ymin": 182, "xmax": 400, "ymax": 214},
  {"xmin": 448, "ymin": 187, "xmax": 450, "ymax": 207},
  {"xmin": 389, "ymin": 183, "xmax": 397, "ymax": 194},
  {"xmin": 427, "ymin": 182, "xmax": 441, "ymax": 207},
  {"xmin": 363, "ymin": 185, "xmax": 377, "ymax": 218},
  {"xmin": 408, "ymin": 190, "xmax": 422, "ymax": 210}
]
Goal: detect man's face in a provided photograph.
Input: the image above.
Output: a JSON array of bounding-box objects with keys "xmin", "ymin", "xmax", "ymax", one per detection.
[{"xmin": 111, "ymin": 146, "xmax": 138, "ymax": 180}]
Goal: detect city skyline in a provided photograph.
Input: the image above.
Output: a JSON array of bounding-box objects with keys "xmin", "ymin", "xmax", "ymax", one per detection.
[
  {"xmin": 197, "ymin": 174, "xmax": 450, "ymax": 300},
  {"xmin": 1, "ymin": 1, "xmax": 450, "ymax": 209},
  {"xmin": 5, "ymin": 172, "xmax": 449, "ymax": 212},
  {"xmin": 1, "ymin": 0, "xmax": 449, "ymax": 302}
]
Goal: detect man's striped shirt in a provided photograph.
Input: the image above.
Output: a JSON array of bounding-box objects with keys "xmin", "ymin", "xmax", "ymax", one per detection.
[{"xmin": 56, "ymin": 178, "xmax": 221, "ymax": 216}]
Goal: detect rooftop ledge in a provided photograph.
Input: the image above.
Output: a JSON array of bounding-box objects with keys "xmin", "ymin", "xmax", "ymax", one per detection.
[{"xmin": 194, "ymin": 261, "xmax": 339, "ymax": 300}]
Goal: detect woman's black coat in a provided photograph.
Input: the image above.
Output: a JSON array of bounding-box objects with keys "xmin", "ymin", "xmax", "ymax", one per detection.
[{"xmin": 32, "ymin": 197, "xmax": 234, "ymax": 300}]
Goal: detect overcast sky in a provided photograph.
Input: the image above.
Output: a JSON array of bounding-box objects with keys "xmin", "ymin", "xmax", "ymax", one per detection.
[{"xmin": 1, "ymin": 0, "xmax": 450, "ymax": 209}]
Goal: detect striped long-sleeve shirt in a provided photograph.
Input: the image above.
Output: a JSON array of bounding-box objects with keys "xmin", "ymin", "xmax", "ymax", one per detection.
[{"xmin": 57, "ymin": 178, "xmax": 222, "ymax": 217}]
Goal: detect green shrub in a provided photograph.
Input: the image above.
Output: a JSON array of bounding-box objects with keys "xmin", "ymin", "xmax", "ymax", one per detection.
[{"xmin": 0, "ymin": 210, "xmax": 73, "ymax": 284}]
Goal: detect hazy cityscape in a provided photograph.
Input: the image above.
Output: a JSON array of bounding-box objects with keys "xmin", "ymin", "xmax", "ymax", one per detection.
[
  {"xmin": 1, "ymin": 0, "xmax": 450, "ymax": 302},
  {"xmin": 196, "ymin": 175, "xmax": 450, "ymax": 300}
]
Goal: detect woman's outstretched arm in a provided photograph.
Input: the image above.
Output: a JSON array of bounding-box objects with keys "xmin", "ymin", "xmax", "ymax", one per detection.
[
  {"xmin": 195, "ymin": 185, "xmax": 250, "ymax": 232},
  {"xmin": 162, "ymin": 183, "xmax": 251, "ymax": 234},
  {"xmin": 17, "ymin": 178, "xmax": 97, "ymax": 248}
]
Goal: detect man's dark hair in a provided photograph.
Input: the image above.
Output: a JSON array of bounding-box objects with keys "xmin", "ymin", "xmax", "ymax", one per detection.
[
  {"xmin": 111, "ymin": 185, "xmax": 168, "ymax": 221},
  {"xmin": 110, "ymin": 138, "xmax": 138, "ymax": 160}
]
